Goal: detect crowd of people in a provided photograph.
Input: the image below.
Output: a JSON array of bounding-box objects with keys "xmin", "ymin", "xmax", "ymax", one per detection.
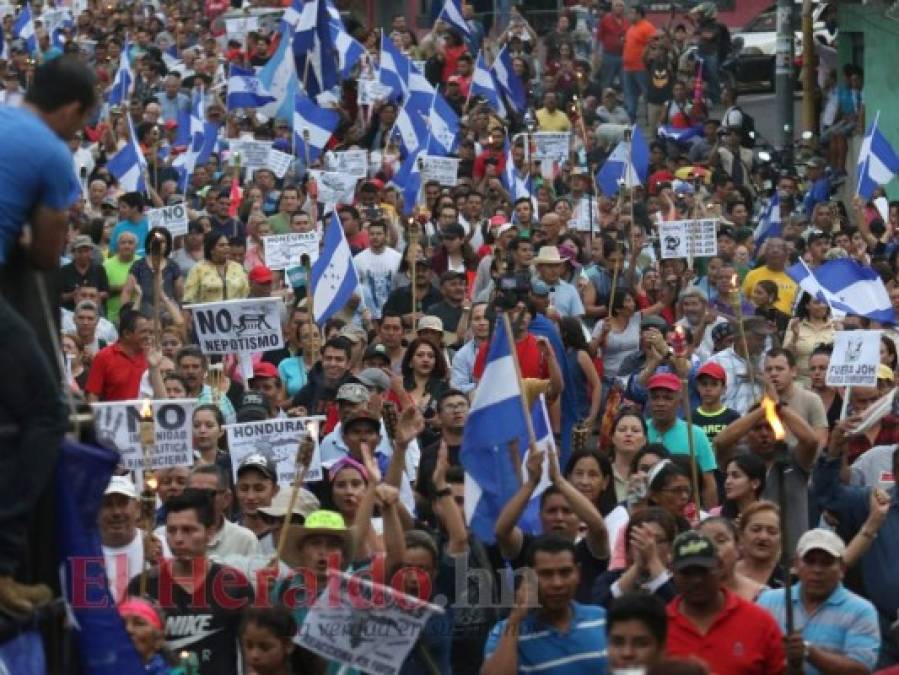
[{"xmin": 6, "ymin": 0, "xmax": 899, "ymax": 673}]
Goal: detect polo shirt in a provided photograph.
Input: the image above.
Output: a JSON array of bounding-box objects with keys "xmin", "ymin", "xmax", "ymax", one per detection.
[
  {"xmin": 646, "ymin": 418, "xmax": 717, "ymax": 472},
  {"xmin": 666, "ymin": 589, "xmax": 785, "ymax": 675},
  {"xmin": 84, "ymin": 342, "xmax": 147, "ymax": 401},
  {"xmin": 536, "ymin": 108, "xmax": 571, "ymax": 132},
  {"xmin": 757, "ymin": 583, "xmax": 879, "ymax": 675},
  {"xmin": 484, "ymin": 601, "xmax": 607, "ymax": 674},
  {"xmin": 741, "ymin": 266, "xmax": 798, "ymax": 315},
  {"xmin": 543, "ymin": 280, "xmax": 585, "ymax": 318}
]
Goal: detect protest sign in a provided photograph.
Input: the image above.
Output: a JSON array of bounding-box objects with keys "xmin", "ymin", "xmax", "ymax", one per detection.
[
  {"xmin": 571, "ymin": 196, "xmax": 597, "ymax": 232},
  {"xmin": 659, "ymin": 219, "xmax": 718, "ymax": 259},
  {"xmin": 189, "ymin": 297, "xmax": 284, "ymax": 354},
  {"xmin": 328, "ymin": 149, "xmax": 369, "ymax": 179},
  {"xmin": 826, "ymin": 330, "xmax": 881, "ymax": 387},
  {"xmin": 532, "ymin": 132, "xmax": 571, "ymax": 161},
  {"xmin": 358, "ymin": 78, "xmax": 392, "ymax": 106},
  {"xmin": 262, "ymin": 232, "xmax": 320, "ymax": 271},
  {"xmin": 420, "ymin": 155, "xmax": 460, "ymax": 186},
  {"xmin": 309, "ymin": 170, "xmax": 359, "ymax": 207},
  {"xmin": 266, "ymin": 148, "xmax": 294, "ymax": 179},
  {"xmin": 230, "ymin": 139, "xmax": 272, "ymax": 169},
  {"xmin": 225, "ymin": 416, "xmax": 325, "ymax": 484},
  {"xmin": 91, "ymin": 399, "xmax": 196, "ymax": 470},
  {"xmin": 296, "ymin": 570, "xmax": 443, "ymax": 675},
  {"xmin": 224, "ymin": 16, "xmax": 258, "ymax": 38},
  {"xmin": 146, "ymin": 203, "xmax": 189, "ymax": 237}
]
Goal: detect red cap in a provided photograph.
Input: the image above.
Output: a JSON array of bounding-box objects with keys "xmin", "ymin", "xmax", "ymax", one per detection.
[
  {"xmin": 249, "ymin": 265, "xmax": 273, "ymax": 284},
  {"xmin": 647, "ymin": 372, "xmax": 682, "ymax": 392},
  {"xmin": 696, "ymin": 362, "xmax": 726, "ymax": 384},
  {"xmin": 489, "ymin": 215, "xmax": 507, "ymax": 229},
  {"xmin": 252, "ymin": 361, "xmax": 279, "ymax": 380},
  {"xmin": 648, "ymin": 170, "xmax": 675, "ymax": 196}
]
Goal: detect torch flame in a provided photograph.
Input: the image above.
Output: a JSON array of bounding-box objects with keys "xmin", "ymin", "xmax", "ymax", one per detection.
[
  {"xmin": 761, "ymin": 397, "xmax": 786, "ymax": 441},
  {"xmin": 731, "ymin": 273, "xmax": 739, "ymax": 289},
  {"xmin": 145, "ymin": 475, "xmax": 158, "ymax": 491},
  {"xmin": 140, "ymin": 399, "xmax": 153, "ymax": 420}
]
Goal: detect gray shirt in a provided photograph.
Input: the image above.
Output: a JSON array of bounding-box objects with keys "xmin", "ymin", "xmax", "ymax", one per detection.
[
  {"xmin": 761, "ymin": 451, "xmax": 810, "ymax": 555},
  {"xmin": 850, "ymin": 443, "xmax": 897, "ymax": 488}
]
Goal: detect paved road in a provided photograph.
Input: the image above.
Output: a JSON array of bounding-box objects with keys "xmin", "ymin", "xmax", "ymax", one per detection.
[{"xmin": 735, "ymin": 92, "xmax": 805, "ymax": 146}]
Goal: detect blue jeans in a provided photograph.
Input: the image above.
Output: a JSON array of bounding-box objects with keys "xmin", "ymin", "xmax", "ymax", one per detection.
[
  {"xmin": 622, "ymin": 70, "xmax": 649, "ymax": 122},
  {"xmin": 599, "ymin": 52, "xmax": 623, "ymax": 91},
  {"xmin": 702, "ymin": 52, "xmax": 721, "ymax": 105}
]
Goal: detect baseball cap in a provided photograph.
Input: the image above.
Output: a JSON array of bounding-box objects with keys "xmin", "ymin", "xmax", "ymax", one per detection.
[
  {"xmin": 640, "ymin": 314, "xmax": 669, "ymax": 332},
  {"xmin": 739, "ymin": 316, "xmax": 776, "ymax": 336},
  {"xmin": 236, "ymin": 453, "xmax": 277, "ymax": 482},
  {"xmin": 258, "ymin": 487, "xmax": 320, "ymax": 519},
  {"xmin": 356, "ymin": 368, "xmax": 391, "ymax": 391},
  {"xmin": 804, "ymin": 156, "xmax": 826, "ymax": 169},
  {"xmin": 237, "ymin": 391, "xmax": 269, "ymax": 422},
  {"xmin": 417, "ymin": 315, "xmax": 444, "ymax": 334},
  {"xmin": 343, "ymin": 408, "xmax": 381, "ymax": 432},
  {"xmin": 439, "ymin": 270, "xmax": 467, "ymax": 285},
  {"xmin": 696, "ymin": 362, "xmax": 726, "ymax": 384},
  {"xmin": 497, "ymin": 222, "xmax": 517, "ymax": 237},
  {"xmin": 252, "ymin": 361, "xmax": 279, "ymax": 380},
  {"xmin": 249, "ymin": 265, "xmax": 273, "ymax": 284},
  {"xmin": 363, "ymin": 343, "xmax": 390, "ymax": 364},
  {"xmin": 879, "ymin": 364, "xmax": 895, "ymax": 382},
  {"xmin": 531, "ymin": 278, "xmax": 550, "ymax": 296},
  {"xmin": 336, "ymin": 382, "xmax": 370, "ymax": 404},
  {"xmin": 72, "ymin": 235, "xmax": 95, "ymax": 250},
  {"xmin": 671, "ymin": 531, "xmax": 718, "ymax": 571},
  {"xmin": 105, "ymin": 475, "xmax": 138, "ymax": 499},
  {"xmin": 678, "ymin": 285, "xmax": 708, "ymax": 303},
  {"xmin": 101, "ymin": 196, "xmax": 119, "ymax": 209},
  {"xmin": 338, "ymin": 325, "xmax": 367, "ymax": 344},
  {"xmin": 796, "ymin": 528, "xmax": 846, "ymax": 559},
  {"xmin": 711, "ymin": 321, "xmax": 735, "ymax": 343},
  {"xmin": 717, "ymin": 225, "xmax": 736, "ymax": 241},
  {"xmin": 647, "ymin": 372, "xmax": 682, "ymax": 392}
]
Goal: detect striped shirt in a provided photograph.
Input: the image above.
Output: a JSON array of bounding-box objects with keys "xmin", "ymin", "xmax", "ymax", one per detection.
[
  {"xmin": 757, "ymin": 583, "xmax": 880, "ymax": 675},
  {"xmin": 484, "ymin": 602, "xmax": 608, "ymax": 674}
]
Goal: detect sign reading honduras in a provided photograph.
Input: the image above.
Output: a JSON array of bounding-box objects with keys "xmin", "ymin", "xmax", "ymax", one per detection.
[
  {"xmin": 189, "ymin": 297, "xmax": 285, "ymax": 353},
  {"xmin": 787, "ymin": 257, "xmax": 895, "ymax": 324},
  {"xmin": 225, "ymin": 416, "xmax": 325, "ymax": 484}
]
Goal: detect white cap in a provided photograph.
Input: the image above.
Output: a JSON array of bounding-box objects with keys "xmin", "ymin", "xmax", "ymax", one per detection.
[
  {"xmin": 105, "ymin": 475, "xmax": 138, "ymax": 500},
  {"xmin": 796, "ymin": 528, "xmax": 846, "ymax": 559}
]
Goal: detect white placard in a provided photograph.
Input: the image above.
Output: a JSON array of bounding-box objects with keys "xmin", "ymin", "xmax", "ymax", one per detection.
[
  {"xmin": 91, "ymin": 399, "xmax": 196, "ymax": 470},
  {"xmin": 826, "ymin": 330, "xmax": 882, "ymax": 387},
  {"xmin": 308, "ymin": 170, "xmax": 359, "ymax": 207},
  {"xmin": 533, "ymin": 132, "xmax": 571, "ymax": 161},
  {"xmin": 262, "ymin": 232, "xmax": 320, "ymax": 271},
  {"xmin": 358, "ymin": 78, "xmax": 392, "ymax": 107},
  {"xmin": 328, "ymin": 149, "xmax": 369, "ymax": 179},
  {"xmin": 420, "ymin": 155, "xmax": 459, "ymax": 186},
  {"xmin": 225, "ymin": 416, "xmax": 325, "ymax": 484},
  {"xmin": 659, "ymin": 218, "xmax": 719, "ymax": 259},
  {"xmin": 146, "ymin": 203, "xmax": 189, "ymax": 237},
  {"xmin": 225, "ymin": 16, "xmax": 258, "ymax": 38},
  {"xmin": 230, "ymin": 139, "xmax": 272, "ymax": 170},
  {"xmin": 189, "ymin": 297, "xmax": 285, "ymax": 354},
  {"xmin": 266, "ymin": 147, "xmax": 293, "ymax": 179},
  {"xmin": 296, "ymin": 570, "xmax": 443, "ymax": 675},
  {"xmin": 572, "ymin": 196, "xmax": 598, "ymax": 232}
]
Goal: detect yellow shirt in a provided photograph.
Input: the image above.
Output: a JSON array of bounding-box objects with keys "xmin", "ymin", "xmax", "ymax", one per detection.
[
  {"xmin": 536, "ymin": 108, "xmax": 571, "ymax": 132},
  {"xmin": 742, "ymin": 266, "xmax": 798, "ymax": 315},
  {"xmin": 183, "ymin": 260, "xmax": 249, "ymax": 304}
]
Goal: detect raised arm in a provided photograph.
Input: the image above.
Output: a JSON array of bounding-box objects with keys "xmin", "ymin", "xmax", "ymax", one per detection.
[
  {"xmin": 432, "ymin": 442, "xmax": 468, "ymax": 555},
  {"xmin": 548, "ymin": 448, "xmax": 609, "ymax": 558},
  {"xmin": 495, "ymin": 445, "xmax": 543, "ymax": 561}
]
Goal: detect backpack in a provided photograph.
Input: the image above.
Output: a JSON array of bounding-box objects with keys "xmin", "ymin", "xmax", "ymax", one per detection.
[{"xmin": 734, "ymin": 105, "xmax": 756, "ymax": 148}]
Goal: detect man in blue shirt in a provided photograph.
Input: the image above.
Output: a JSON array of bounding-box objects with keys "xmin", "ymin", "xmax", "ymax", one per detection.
[
  {"xmin": 533, "ymin": 245, "xmax": 585, "ymax": 319},
  {"xmin": 802, "ymin": 157, "xmax": 832, "ymax": 219},
  {"xmin": 109, "ymin": 192, "xmax": 149, "ymax": 256},
  {"xmin": 0, "ymin": 56, "xmax": 97, "ymax": 615},
  {"xmin": 483, "ymin": 535, "xmax": 608, "ymax": 675}
]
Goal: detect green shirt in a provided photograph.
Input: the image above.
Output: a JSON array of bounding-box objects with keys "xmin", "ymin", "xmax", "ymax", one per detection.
[
  {"xmin": 103, "ymin": 255, "xmax": 137, "ymax": 324},
  {"xmin": 645, "ymin": 418, "xmax": 717, "ymax": 472},
  {"xmin": 268, "ymin": 212, "xmax": 291, "ymax": 234}
]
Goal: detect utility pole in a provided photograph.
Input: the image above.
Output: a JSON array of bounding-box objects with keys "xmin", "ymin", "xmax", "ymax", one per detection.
[
  {"xmin": 801, "ymin": 0, "xmax": 816, "ymax": 134},
  {"xmin": 775, "ymin": 0, "xmax": 795, "ymax": 168}
]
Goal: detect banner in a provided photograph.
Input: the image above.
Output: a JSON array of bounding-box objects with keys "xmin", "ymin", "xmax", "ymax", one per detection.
[
  {"xmin": 225, "ymin": 15, "xmax": 258, "ymax": 38},
  {"xmin": 296, "ymin": 570, "xmax": 443, "ymax": 675},
  {"xmin": 91, "ymin": 399, "xmax": 196, "ymax": 470},
  {"xmin": 189, "ymin": 297, "xmax": 285, "ymax": 354},
  {"xmin": 230, "ymin": 138, "xmax": 272, "ymax": 169},
  {"xmin": 826, "ymin": 330, "xmax": 882, "ymax": 387},
  {"xmin": 358, "ymin": 78, "xmax": 393, "ymax": 107},
  {"xmin": 266, "ymin": 148, "xmax": 294, "ymax": 179},
  {"xmin": 224, "ymin": 416, "xmax": 325, "ymax": 484},
  {"xmin": 532, "ymin": 132, "xmax": 571, "ymax": 161},
  {"xmin": 262, "ymin": 232, "xmax": 320, "ymax": 270},
  {"xmin": 328, "ymin": 149, "xmax": 369, "ymax": 179},
  {"xmin": 309, "ymin": 170, "xmax": 359, "ymax": 207},
  {"xmin": 659, "ymin": 218, "xmax": 718, "ymax": 259},
  {"xmin": 420, "ymin": 155, "xmax": 460, "ymax": 186},
  {"xmin": 146, "ymin": 203, "xmax": 189, "ymax": 237}
]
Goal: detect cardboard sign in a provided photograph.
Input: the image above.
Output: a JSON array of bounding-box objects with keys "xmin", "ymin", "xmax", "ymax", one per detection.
[
  {"xmin": 571, "ymin": 196, "xmax": 598, "ymax": 232},
  {"xmin": 659, "ymin": 218, "xmax": 719, "ymax": 259},
  {"xmin": 358, "ymin": 78, "xmax": 393, "ymax": 106},
  {"xmin": 225, "ymin": 416, "xmax": 325, "ymax": 484},
  {"xmin": 225, "ymin": 16, "xmax": 258, "ymax": 38},
  {"xmin": 533, "ymin": 132, "xmax": 571, "ymax": 161},
  {"xmin": 146, "ymin": 203, "xmax": 189, "ymax": 237},
  {"xmin": 826, "ymin": 330, "xmax": 882, "ymax": 387},
  {"xmin": 189, "ymin": 297, "xmax": 285, "ymax": 354},
  {"xmin": 91, "ymin": 399, "xmax": 196, "ymax": 470},
  {"xmin": 266, "ymin": 147, "xmax": 294, "ymax": 179},
  {"xmin": 230, "ymin": 139, "xmax": 272, "ymax": 170},
  {"xmin": 327, "ymin": 149, "xmax": 369, "ymax": 179},
  {"xmin": 420, "ymin": 155, "xmax": 459, "ymax": 186},
  {"xmin": 262, "ymin": 232, "xmax": 320, "ymax": 271},
  {"xmin": 308, "ymin": 170, "xmax": 358, "ymax": 207}
]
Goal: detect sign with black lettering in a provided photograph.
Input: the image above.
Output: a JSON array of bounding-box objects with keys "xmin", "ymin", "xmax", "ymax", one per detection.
[
  {"xmin": 827, "ymin": 330, "xmax": 881, "ymax": 387},
  {"xmin": 146, "ymin": 203, "xmax": 189, "ymax": 236},
  {"xmin": 91, "ymin": 399, "xmax": 196, "ymax": 469},
  {"xmin": 225, "ymin": 416, "xmax": 325, "ymax": 484},
  {"xmin": 189, "ymin": 297, "xmax": 285, "ymax": 355}
]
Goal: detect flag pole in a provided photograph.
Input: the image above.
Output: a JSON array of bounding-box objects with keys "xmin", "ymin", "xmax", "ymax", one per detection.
[{"xmin": 501, "ymin": 311, "xmax": 537, "ymax": 485}]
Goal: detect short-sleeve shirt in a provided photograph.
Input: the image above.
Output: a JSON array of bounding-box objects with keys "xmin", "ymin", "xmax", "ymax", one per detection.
[
  {"xmin": 646, "ymin": 418, "xmax": 717, "ymax": 472},
  {"xmin": 741, "ymin": 266, "xmax": 798, "ymax": 315},
  {"xmin": 109, "ymin": 218, "xmax": 150, "ymax": 256},
  {"xmin": 511, "ymin": 533, "xmax": 609, "ymax": 604},
  {"xmin": 0, "ymin": 106, "xmax": 81, "ymax": 265},
  {"xmin": 782, "ymin": 385, "xmax": 828, "ymax": 441},
  {"xmin": 693, "ymin": 405, "xmax": 741, "ymax": 443},
  {"xmin": 84, "ymin": 342, "xmax": 148, "ymax": 401}
]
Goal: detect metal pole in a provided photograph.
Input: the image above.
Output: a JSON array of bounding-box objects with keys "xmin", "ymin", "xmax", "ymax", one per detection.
[
  {"xmin": 801, "ymin": 0, "xmax": 816, "ymax": 134},
  {"xmin": 775, "ymin": 0, "xmax": 795, "ymax": 168}
]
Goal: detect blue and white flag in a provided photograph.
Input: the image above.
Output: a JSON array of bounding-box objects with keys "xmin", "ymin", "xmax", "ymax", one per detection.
[
  {"xmin": 285, "ymin": 0, "xmax": 319, "ymax": 52},
  {"xmin": 492, "ymin": 45, "xmax": 526, "ymax": 114},
  {"xmin": 291, "ymin": 0, "xmax": 339, "ymax": 98},
  {"xmin": 857, "ymin": 113, "xmax": 899, "ymax": 199},
  {"xmin": 328, "ymin": 8, "xmax": 365, "ymax": 79},
  {"xmin": 787, "ymin": 257, "xmax": 895, "ymax": 324},
  {"xmin": 426, "ymin": 92, "xmax": 460, "ymax": 156},
  {"xmin": 107, "ymin": 42, "xmax": 133, "ymax": 106},
  {"xmin": 0, "ymin": 25, "xmax": 8, "ymax": 62},
  {"xmin": 471, "ymin": 50, "xmax": 506, "ymax": 118},
  {"xmin": 12, "ymin": 3, "xmax": 36, "ymax": 55},
  {"xmin": 658, "ymin": 124, "xmax": 703, "ymax": 143},
  {"xmin": 107, "ymin": 117, "xmax": 146, "ymax": 193},
  {"xmin": 45, "ymin": 8, "xmax": 73, "ymax": 50},
  {"xmin": 258, "ymin": 24, "xmax": 299, "ymax": 121},
  {"xmin": 392, "ymin": 148, "xmax": 423, "ymax": 216},
  {"xmin": 394, "ymin": 101, "xmax": 428, "ymax": 155},
  {"xmin": 502, "ymin": 139, "xmax": 532, "ymax": 200},
  {"xmin": 173, "ymin": 119, "xmax": 219, "ymax": 191},
  {"xmin": 595, "ymin": 125, "xmax": 649, "ymax": 195},
  {"xmin": 378, "ymin": 31, "xmax": 410, "ymax": 102},
  {"xmin": 517, "ymin": 395, "xmax": 554, "ymax": 535},
  {"xmin": 311, "ymin": 213, "xmax": 360, "ymax": 325},
  {"xmin": 461, "ymin": 317, "xmax": 530, "ymax": 544},
  {"xmin": 754, "ymin": 192, "xmax": 782, "ymax": 244},
  {"xmin": 437, "ymin": 0, "xmax": 471, "ymax": 38},
  {"xmin": 226, "ymin": 64, "xmax": 277, "ymax": 110},
  {"xmin": 293, "ymin": 91, "xmax": 339, "ymax": 162}
]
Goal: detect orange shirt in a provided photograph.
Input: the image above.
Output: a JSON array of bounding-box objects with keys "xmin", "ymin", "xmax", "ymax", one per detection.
[{"xmin": 622, "ymin": 19, "xmax": 657, "ymax": 71}]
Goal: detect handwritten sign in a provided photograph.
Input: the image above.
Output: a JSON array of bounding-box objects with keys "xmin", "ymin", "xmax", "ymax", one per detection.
[
  {"xmin": 420, "ymin": 155, "xmax": 459, "ymax": 186},
  {"xmin": 659, "ymin": 218, "xmax": 718, "ymax": 259},
  {"xmin": 266, "ymin": 147, "xmax": 293, "ymax": 179},
  {"xmin": 230, "ymin": 139, "xmax": 272, "ymax": 170},
  {"xmin": 225, "ymin": 416, "xmax": 325, "ymax": 484},
  {"xmin": 327, "ymin": 149, "xmax": 369, "ymax": 179},
  {"xmin": 262, "ymin": 232, "xmax": 320, "ymax": 271},
  {"xmin": 308, "ymin": 170, "xmax": 358, "ymax": 207},
  {"xmin": 146, "ymin": 203, "xmax": 188, "ymax": 237}
]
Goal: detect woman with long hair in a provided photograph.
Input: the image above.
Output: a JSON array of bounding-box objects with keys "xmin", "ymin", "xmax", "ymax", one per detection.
[
  {"xmin": 565, "ymin": 449, "xmax": 618, "ymax": 517},
  {"xmin": 62, "ymin": 332, "xmax": 89, "ymax": 393},
  {"xmin": 608, "ymin": 410, "xmax": 649, "ymax": 503},
  {"xmin": 735, "ymin": 500, "xmax": 784, "ymax": 587},
  {"xmin": 559, "ymin": 316, "xmax": 602, "ymax": 429},
  {"xmin": 121, "ymin": 226, "xmax": 183, "ymax": 318},
  {"xmin": 808, "ymin": 344, "xmax": 843, "ymax": 428},
  {"xmin": 430, "ymin": 224, "xmax": 478, "ymax": 276},
  {"xmin": 697, "ymin": 517, "xmax": 765, "ymax": 601},
  {"xmin": 192, "ymin": 404, "xmax": 228, "ymax": 467},
  {"xmin": 278, "ymin": 321, "xmax": 322, "ymax": 398},
  {"xmin": 784, "ymin": 292, "xmax": 835, "ymax": 387},
  {"xmin": 401, "ymin": 337, "xmax": 449, "ymax": 417},
  {"xmin": 590, "ymin": 288, "xmax": 641, "ymax": 379},
  {"xmin": 714, "ymin": 454, "xmax": 766, "ymax": 521},
  {"xmin": 183, "ymin": 232, "xmax": 249, "ymax": 303}
]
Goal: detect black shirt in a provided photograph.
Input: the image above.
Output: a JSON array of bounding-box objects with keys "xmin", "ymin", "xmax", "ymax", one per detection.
[
  {"xmin": 59, "ymin": 261, "xmax": 109, "ymax": 310},
  {"xmin": 511, "ymin": 533, "xmax": 609, "ymax": 604},
  {"xmin": 427, "ymin": 300, "xmax": 464, "ymax": 335},
  {"xmin": 382, "ymin": 285, "xmax": 442, "ymax": 320},
  {"xmin": 127, "ymin": 562, "xmax": 254, "ymax": 675}
]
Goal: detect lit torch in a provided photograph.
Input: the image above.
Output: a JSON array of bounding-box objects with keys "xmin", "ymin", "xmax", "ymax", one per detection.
[{"xmin": 761, "ymin": 396, "xmax": 786, "ymax": 440}]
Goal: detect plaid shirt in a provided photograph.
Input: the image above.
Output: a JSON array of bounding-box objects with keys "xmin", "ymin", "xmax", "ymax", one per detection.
[{"xmin": 847, "ymin": 415, "xmax": 899, "ymax": 465}]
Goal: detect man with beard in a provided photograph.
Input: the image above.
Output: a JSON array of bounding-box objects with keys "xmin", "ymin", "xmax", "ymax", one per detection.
[
  {"xmin": 381, "ymin": 256, "xmax": 442, "ymax": 331},
  {"xmin": 674, "ymin": 285, "xmax": 727, "ymax": 361}
]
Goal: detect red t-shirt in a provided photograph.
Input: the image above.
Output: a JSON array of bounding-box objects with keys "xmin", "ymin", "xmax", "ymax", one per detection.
[
  {"xmin": 472, "ymin": 333, "xmax": 548, "ymax": 381},
  {"xmin": 666, "ymin": 590, "xmax": 786, "ymax": 675},
  {"xmin": 85, "ymin": 343, "xmax": 148, "ymax": 402},
  {"xmin": 473, "ymin": 149, "xmax": 506, "ymax": 180},
  {"xmin": 597, "ymin": 13, "xmax": 629, "ymax": 56}
]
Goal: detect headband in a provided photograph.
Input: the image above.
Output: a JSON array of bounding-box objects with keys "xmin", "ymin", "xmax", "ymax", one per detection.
[{"xmin": 118, "ymin": 598, "xmax": 163, "ymax": 630}]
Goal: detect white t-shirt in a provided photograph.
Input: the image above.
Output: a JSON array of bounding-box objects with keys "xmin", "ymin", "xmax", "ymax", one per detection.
[
  {"xmin": 103, "ymin": 530, "xmax": 144, "ymax": 602},
  {"xmin": 354, "ymin": 247, "xmax": 402, "ymax": 318}
]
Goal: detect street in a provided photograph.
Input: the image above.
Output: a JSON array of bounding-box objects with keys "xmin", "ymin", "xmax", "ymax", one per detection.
[{"xmin": 737, "ymin": 92, "xmax": 805, "ymax": 146}]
